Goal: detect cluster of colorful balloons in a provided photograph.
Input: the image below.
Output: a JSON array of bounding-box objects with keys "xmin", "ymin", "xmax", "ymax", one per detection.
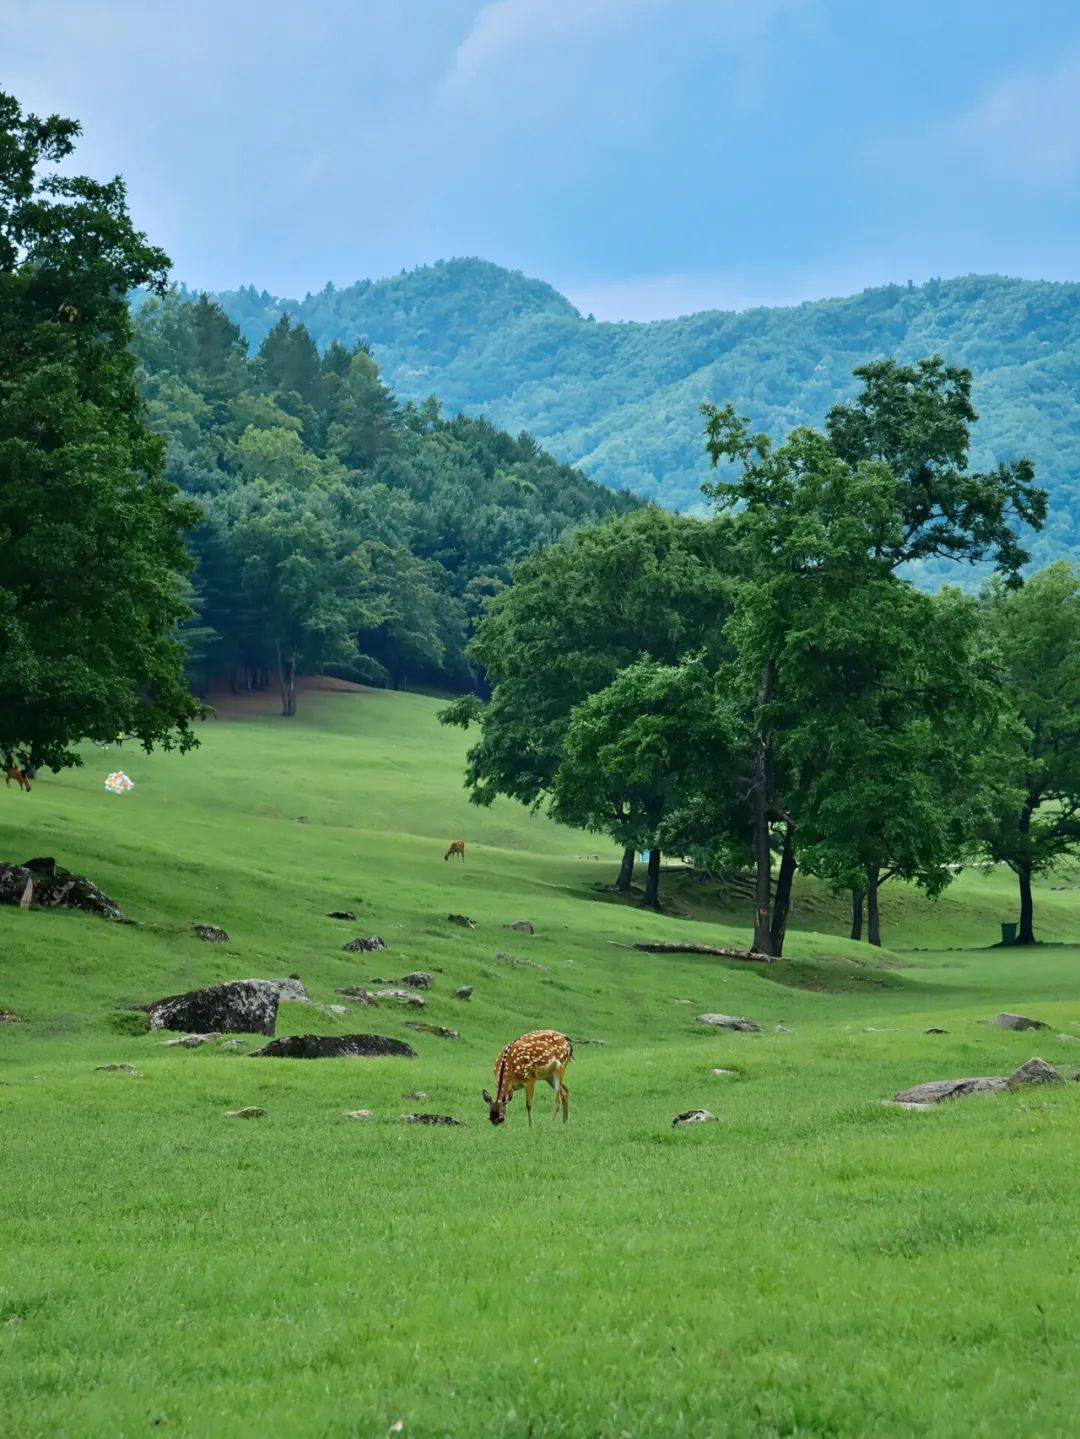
[{"xmin": 104, "ymin": 771, "xmax": 134, "ymax": 796}]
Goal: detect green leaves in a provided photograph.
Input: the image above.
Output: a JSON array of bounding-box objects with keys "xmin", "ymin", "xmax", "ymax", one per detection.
[{"xmin": 0, "ymin": 91, "xmax": 201, "ymax": 770}]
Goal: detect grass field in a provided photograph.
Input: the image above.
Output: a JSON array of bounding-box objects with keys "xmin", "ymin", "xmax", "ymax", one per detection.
[{"xmin": 3, "ymin": 681, "xmax": 1080, "ymax": 1438}]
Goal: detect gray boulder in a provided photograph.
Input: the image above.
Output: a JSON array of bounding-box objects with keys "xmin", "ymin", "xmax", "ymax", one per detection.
[
  {"xmin": 337, "ymin": 987, "xmax": 378, "ymax": 1007},
  {"xmin": 250, "ymin": 1033, "xmax": 416, "ymax": 1059},
  {"xmin": 673, "ymin": 1109, "xmax": 718, "ymax": 1127},
  {"xmin": 244, "ymin": 977, "xmax": 310, "ymax": 1004},
  {"xmin": 696, "ymin": 1013, "xmax": 762, "ymax": 1033},
  {"xmin": 505, "ymin": 921, "xmax": 534, "ymax": 934},
  {"xmin": 327, "ymin": 911, "xmax": 356, "ymax": 921},
  {"xmin": 225, "ymin": 1107, "xmax": 266, "ymax": 1119},
  {"xmin": 1, "ymin": 857, "xmax": 123, "ymax": 919},
  {"xmin": 447, "ymin": 914, "xmax": 476, "ymax": 928},
  {"xmin": 193, "ymin": 924, "xmax": 229, "ymax": 943},
  {"xmin": 372, "ymin": 988, "xmax": 425, "ymax": 1008},
  {"xmin": 1006, "ymin": 1057, "xmax": 1064, "ymax": 1090},
  {"xmin": 95, "ymin": 1063, "xmax": 140, "ymax": 1076},
  {"xmin": 160, "ymin": 1032, "xmax": 221, "ymax": 1048},
  {"xmin": 892, "ymin": 1076, "xmax": 1007, "ymax": 1107},
  {"xmin": 145, "ymin": 980, "xmax": 280, "ymax": 1036},
  {"xmin": 399, "ymin": 972, "xmax": 434, "ymax": 990},
  {"xmin": 343, "ymin": 1109, "xmax": 374, "ymax": 1120},
  {"xmin": 342, "ymin": 936, "xmax": 386, "ymax": 953},
  {"xmin": 401, "ymin": 1112, "xmax": 464, "ymax": 1126},
  {"xmin": 995, "ymin": 1012, "xmax": 1049, "ymax": 1031},
  {"xmin": 453, "ymin": 986, "xmax": 474, "ymax": 1001}
]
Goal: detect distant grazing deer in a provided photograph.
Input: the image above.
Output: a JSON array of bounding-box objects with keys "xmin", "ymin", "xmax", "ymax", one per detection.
[
  {"xmin": 483, "ymin": 1030, "xmax": 573, "ymax": 1127},
  {"xmin": 4, "ymin": 766, "xmax": 31, "ymax": 792},
  {"xmin": 445, "ymin": 839, "xmax": 466, "ymax": 862}
]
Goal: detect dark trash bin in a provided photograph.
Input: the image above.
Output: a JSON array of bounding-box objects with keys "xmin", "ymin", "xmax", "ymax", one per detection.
[{"xmin": 1001, "ymin": 922, "xmax": 1018, "ymax": 946}]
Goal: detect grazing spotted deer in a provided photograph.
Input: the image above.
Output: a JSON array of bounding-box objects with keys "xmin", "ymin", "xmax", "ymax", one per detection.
[
  {"xmin": 4, "ymin": 766, "xmax": 31, "ymax": 793},
  {"xmin": 483, "ymin": 1030, "xmax": 573, "ymax": 1127},
  {"xmin": 444, "ymin": 840, "xmax": 466, "ymax": 862}
]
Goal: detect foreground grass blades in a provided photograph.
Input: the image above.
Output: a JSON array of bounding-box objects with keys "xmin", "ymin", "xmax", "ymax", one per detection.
[{"xmin": 3, "ymin": 685, "xmax": 1079, "ymax": 1437}]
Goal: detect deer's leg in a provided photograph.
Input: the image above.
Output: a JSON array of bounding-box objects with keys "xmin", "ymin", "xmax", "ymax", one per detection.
[
  {"xmin": 558, "ymin": 1070, "xmax": 569, "ymax": 1123},
  {"xmin": 524, "ymin": 1077, "xmax": 535, "ymax": 1128}
]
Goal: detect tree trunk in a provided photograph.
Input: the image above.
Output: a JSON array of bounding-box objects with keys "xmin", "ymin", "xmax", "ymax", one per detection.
[
  {"xmin": 275, "ymin": 637, "xmax": 288, "ymax": 715},
  {"xmin": 285, "ymin": 658, "xmax": 296, "ymax": 717},
  {"xmin": 865, "ymin": 866, "xmax": 881, "ymax": 947},
  {"xmin": 769, "ymin": 825, "xmax": 796, "ymax": 958},
  {"xmin": 615, "ymin": 845, "xmax": 636, "ymax": 892},
  {"xmin": 641, "ymin": 848, "xmax": 661, "ymax": 910},
  {"xmin": 1017, "ymin": 862, "xmax": 1035, "ymax": 945},
  {"xmin": 752, "ymin": 663, "xmax": 775, "ymax": 956},
  {"xmin": 1015, "ymin": 796, "xmax": 1037, "ymax": 945},
  {"xmin": 850, "ymin": 890, "xmax": 864, "ymax": 942}
]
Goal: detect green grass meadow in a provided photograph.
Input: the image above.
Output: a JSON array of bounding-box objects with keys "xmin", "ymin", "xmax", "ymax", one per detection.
[{"xmin": 3, "ymin": 684, "xmax": 1080, "ymax": 1437}]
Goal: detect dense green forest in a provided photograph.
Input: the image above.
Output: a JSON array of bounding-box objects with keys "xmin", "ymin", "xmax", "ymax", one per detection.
[
  {"xmin": 131, "ymin": 294, "xmax": 636, "ymax": 702},
  {"xmin": 201, "ymin": 260, "xmax": 1080, "ymax": 572}
]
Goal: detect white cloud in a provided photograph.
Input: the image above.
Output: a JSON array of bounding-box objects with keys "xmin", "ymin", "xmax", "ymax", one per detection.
[
  {"xmin": 443, "ymin": 0, "xmax": 660, "ymax": 98},
  {"xmin": 956, "ymin": 51, "xmax": 1080, "ymax": 181}
]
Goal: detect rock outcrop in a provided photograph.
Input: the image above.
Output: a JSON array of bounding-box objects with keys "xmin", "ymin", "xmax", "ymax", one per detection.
[
  {"xmin": 144, "ymin": 980, "xmax": 280, "ymax": 1036},
  {"xmin": 695, "ymin": 1013, "xmax": 762, "ymax": 1033},
  {"xmin": 250, "ymin": 1033, "xmax": 416, "ymax": 1059},
  {"xmin": 0, "ymin": 857, "xmax": 123, "ymax": 919}
]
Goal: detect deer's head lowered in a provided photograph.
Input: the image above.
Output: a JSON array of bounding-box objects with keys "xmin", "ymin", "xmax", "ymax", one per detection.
[{"xmin": 481, "ymin": 1087, "xmax": 511, "ymax": 1125}]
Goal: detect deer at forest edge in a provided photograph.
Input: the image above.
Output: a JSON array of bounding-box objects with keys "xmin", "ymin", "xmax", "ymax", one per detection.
[
  {"xmin": 4, "ymin": 766, "xmax": 31, "ymax": 792},
  {"xmin": 445, "ymin": 839, "xmax": 465, "ymax": 862},
  {"xmin": 483, "ymin": 1030, "xmax": 573, "ymax": 1127}
]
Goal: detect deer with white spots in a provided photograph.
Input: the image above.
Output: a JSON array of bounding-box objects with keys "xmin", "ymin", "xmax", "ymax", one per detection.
[{"xmin": 483, "ymin": 1030, "xmax": 573, "ymax": 1127}]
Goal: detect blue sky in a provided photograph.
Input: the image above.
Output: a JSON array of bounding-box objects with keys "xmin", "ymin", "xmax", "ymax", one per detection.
[{"xmin": 4, "ymin": 0, "xmax": 1079, "ymax": 318}]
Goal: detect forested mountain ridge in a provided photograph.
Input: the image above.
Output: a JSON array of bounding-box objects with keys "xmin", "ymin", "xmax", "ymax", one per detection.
[
  {"xmin": 130, "ymin": 291, "xmax": 636, "ymax": 700},
  {"xmin": 203, "ymin": 261, "xmax": 1080, "ymax": 566}
]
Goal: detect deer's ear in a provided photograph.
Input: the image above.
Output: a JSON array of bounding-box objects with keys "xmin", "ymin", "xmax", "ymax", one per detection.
[{"xmin": 482, "ymin": 1089, "xmax": 492, "ymax": 1105}]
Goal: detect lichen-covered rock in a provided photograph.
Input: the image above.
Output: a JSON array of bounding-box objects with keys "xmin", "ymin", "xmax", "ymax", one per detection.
[
  {"xmin": 505, "ymin": 921, "xmax": 534, "ymax": 934},
  {"xmin": 673, "ymin": 1109, "xmax": 718, "ymax": 1127},
  {"xmin": 193, "ymin": 924, "xmax": 229, "ymax": 943},
  {"xmin": 243, "ymin": 977, "xmax": 310, "ymax": 1004},
  {"xmin": 696, "ymin": 1014, "xmax": 762, "ymax": 1033},
  {"xmin": 337, "ymin": 986, "xmax": 378, "ymax": 1007},
  {"xmin": 453, "ymin": 986, "xmax": 474, "ymax": 1001},
  {"xmin": 372, "ymin": 988, "xmax": 425, "ymax": 1008},
  {"xmin": 343, "ymin": 936, "xmax": 386, "ymax": 953},
  {"xmin": 399, "ymin": 972, "xmax": 434, "ymax": 990},
  {"xmin": 1006, "ymin": 1057, "xmax": 1064, "ymax": 1090},
  {"xmin": 343, "ymin": 1109, "xmax": 374, "ymax": 1120},
  {"xmin": 892, "ymin": 1076, "xmax": 1007, "ymax": 1106},
  {"xmin": 95, "ymin": 1063, "xmax": 140, "ymax": 1076},
  {"xmin": 404, "ymin": 1022, "xmax": 459, "ymax": 1039},
  {"xmin": 405, "ymin": 1090, "xmax": 429, "ymax": 1102},
  {"xmin": 159, "ymin": 1032, "xmax": 221, "ymax": 1048},
  {"xmin": 1, "ymin": 857, "xmax": 123, "ymax": 919},
  {"xmin": 145, "ymin": 980, "xmax": 279, "ymax": 1036},
  {"xmin": 995, "ymin": 1012, "xmax": 1049, "ymax": 1031},
  {"xmin": 401, "ymin": 1112, "xmax": 463, "ymax": 1126},
  {"xmin": 447, "ymin": 914, "xmax": 476, "ymax": 928},
  {"xmin": 225, "ymin": 1106, "xmax": 266, "ymax": 1119},
  {"xmin": 250, "ymin": 1033, "xmax": 416, "ymax": 1059}
]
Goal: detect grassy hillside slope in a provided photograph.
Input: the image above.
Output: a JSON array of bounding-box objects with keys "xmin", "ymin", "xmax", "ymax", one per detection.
[
  {"xmin": 208, "ymin": 261, "xmax": 1080, "ymax": 569},
  {"xmin": 3, "ymin": 685, "xmax": 1080, "ymax": 1437}
]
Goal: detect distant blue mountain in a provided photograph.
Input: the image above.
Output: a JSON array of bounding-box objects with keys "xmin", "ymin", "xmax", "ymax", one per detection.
[{"xmin": 202, "ymin": 258, "xmax": 1080, "ymax": 568}]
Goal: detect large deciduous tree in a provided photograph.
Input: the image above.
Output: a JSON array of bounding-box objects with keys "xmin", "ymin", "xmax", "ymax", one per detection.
[
  {"xmin": 825, "ymin": 357, "xmax": 1046, "ymax": 578},
  {"xmin": 981, "ymin": 563, "xmax": 1080, "ymax": 944},
  {"xmin": 550, "ymin": 658, "xmax": 738, "ymax": 910},
  {"xmin": 440, "ymin": 506, "xmax": 735, "ymax": 893},
  {"xmin": 0, "ymin": 92, "xmax": 203, "ymax": 772},
  {"xmin": 795, "ymin": 588, "xmax": 1006, "ymax": 946}
]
